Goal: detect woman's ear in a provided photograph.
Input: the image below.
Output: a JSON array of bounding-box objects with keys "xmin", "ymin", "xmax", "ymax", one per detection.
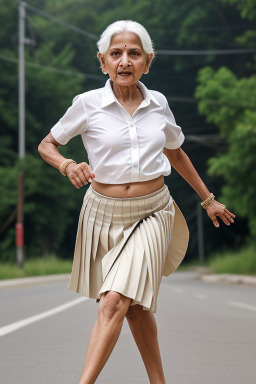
[
  {"xmin": 98, "ymin": 53, "xmax": 108, "ymax": 74},
  {"xmin": 144, "ymin": 53, "xmax": 154, "ymax": 74}
]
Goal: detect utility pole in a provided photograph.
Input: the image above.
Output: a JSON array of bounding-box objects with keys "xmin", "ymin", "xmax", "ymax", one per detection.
[
  {"xmin": 197, "ymin": 202, "xmax": 205, "ymax": 263},
  {"xmin": 16, "ymin": 1, "xmax": 26, "ymax": 268},
  {"xmin": 16, "ymin": 2, "xmax": 34, "ymax": 268}
]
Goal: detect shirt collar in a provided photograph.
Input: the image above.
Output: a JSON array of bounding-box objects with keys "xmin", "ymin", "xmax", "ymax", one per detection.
[{"xmin": 101, "ymin": 78, "xmax": 160, "ymax": 108}]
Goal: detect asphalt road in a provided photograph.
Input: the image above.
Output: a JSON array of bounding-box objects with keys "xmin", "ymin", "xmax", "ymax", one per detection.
[{"xmin": 0, "ymin": 271, "xmax": 255, "ymax": 384}]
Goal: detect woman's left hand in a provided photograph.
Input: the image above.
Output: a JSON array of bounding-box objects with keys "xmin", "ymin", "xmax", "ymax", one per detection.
[{"xmin": 205, "ymin": 200, "xmax": 236, "ymax": 228}]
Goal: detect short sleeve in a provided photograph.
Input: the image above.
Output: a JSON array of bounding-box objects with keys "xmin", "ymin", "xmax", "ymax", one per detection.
[
  {"xmin": 163, "ymin": 97, "xmax": 185, "ymax": 149},
  {"xmin": 50, "ymin": 95, "xmax": 87, "ymax": 145}
]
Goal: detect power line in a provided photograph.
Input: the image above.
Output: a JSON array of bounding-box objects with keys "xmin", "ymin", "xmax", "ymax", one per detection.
[
  {"xmin": 167, "ymin": 95, "xmax": 255, "ymax": 109},
  {"xmin": 26, "ymin": 61, "xmax": 104, "ymax": 80},
  {"xmin": 0, "ymin": 52, "xmax": 104, "ymax": 80},
  {"xmin": 150, "ymin": 24, "xmax": 252, "ymax": 32},
  {"xmin": 156, "ymin": 48, "xmax": 256, "ymax": 55},
  {"xmin": 0, "ymin": 53, "xmax": 17, "ymax": 64},
  {"xmin": 186, "ymin": 135, "xmax": 227, "ymax": 150},
  {"xmin": 23, "ymin": 2, "xmax": 98, "ymax": 40},
  {"xmin": 2, "ymin": 52, "xmax": 253, "ymax": 108},
  {"xmin": 16, "ymin": 1, "xmax": 256, "ymax": 56}
]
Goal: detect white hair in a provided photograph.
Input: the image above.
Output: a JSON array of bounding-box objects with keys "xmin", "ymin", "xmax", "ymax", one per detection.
[{"xmin": 97, "ymin": 20, "xmax": 155, "ymax": 57}]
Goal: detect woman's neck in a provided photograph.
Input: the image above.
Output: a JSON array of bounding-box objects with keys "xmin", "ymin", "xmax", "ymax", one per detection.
[{"xmin": 111, "ymin": 81, "xmax": 143, "ymax": 103}]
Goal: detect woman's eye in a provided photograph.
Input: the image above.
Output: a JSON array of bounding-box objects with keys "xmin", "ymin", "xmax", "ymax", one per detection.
[
  {"xmin": 130, "ymin": 51, "xmax": 139, "ymax": 56},
  {"xmin": 111, "ymin": 51, "xmax": 120, "ymax": 56}
]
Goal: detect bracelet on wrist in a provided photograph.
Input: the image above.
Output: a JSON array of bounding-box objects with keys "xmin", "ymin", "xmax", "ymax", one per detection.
[
  {"xmin": 201, "ymin": 193, "xmax": 215, "ymax": 209},
  {"xmin": 59, "ymin": 159, "xmax": 76, "ymax": 176}
]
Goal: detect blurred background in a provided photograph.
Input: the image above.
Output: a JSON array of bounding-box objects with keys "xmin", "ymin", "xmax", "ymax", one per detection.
[{"xmin": 0, "ymin": 0, "xmax": 255, "ymax": 279}]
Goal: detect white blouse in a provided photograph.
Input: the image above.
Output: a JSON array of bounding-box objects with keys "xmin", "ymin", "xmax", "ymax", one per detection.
[{"xmin": 50, "ymin": 79, "xmax": 185, "ymax": 184}]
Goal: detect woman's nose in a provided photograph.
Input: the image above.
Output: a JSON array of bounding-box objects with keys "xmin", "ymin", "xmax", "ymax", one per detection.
[{"xmin": 120, "ymin": 53, "xmax": 130, "ymax": 66}]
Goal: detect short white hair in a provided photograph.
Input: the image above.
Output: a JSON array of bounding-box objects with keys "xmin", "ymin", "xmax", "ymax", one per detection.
[{"xmin": 97, "ymin": 20, "xmax": 155, "ymax": 57}]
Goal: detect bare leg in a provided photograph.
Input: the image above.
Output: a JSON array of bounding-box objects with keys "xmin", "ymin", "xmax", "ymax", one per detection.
[
  {"xmin": 78, "ymin": 291, "xmax": 131, "ymax": 384},
  {"xmin": 126, "ymin": 304, "xmax": 166, "ymax": 384}
]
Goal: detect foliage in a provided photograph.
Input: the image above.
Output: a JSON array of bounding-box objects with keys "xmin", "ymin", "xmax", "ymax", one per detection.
[
  {"xmin": 1, "ymin": 0, "xmax": 255, "ymax": 263},
  {"xmin": 208, "ymin": 242, "xmax": 256, "ymax": 275},
  {"xmin": 195, "ymin": 0, "xmax": 256, "ymax": 236},
  {"xmin": 0, "ymin": 254, "xmax": 72, "ymax": 279},
  {"xmin": 222, "ymin": 0, "xmax": 256, "ymax": 20}
]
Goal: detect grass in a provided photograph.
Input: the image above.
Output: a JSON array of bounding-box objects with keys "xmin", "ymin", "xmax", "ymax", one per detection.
[
  {"xmin": 207, "ymin": 244, "xmax": 256, "ymax": 276},
  {"xmin": 0, "ymin": 254, "xmax": 72, "ymax": 280},
  {"xmin": 177, "ymin": 244, "xmax": 256, "ymax": 276}
]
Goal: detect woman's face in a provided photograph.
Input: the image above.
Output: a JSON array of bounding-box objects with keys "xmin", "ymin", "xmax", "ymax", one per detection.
[{"xmin": 98, "ymin": 32, "xmax": 153, "ymax": 87}]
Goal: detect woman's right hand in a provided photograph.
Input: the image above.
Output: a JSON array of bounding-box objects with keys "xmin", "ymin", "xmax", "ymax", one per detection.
[{"xmin": 66, "ymin": 162, "xmax": 95, "ymax": 189}]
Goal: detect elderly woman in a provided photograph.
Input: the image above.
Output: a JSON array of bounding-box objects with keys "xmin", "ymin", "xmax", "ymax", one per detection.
[{"xmin": 38, "ymin": 20, "xmax": 235, "ymax": 384}]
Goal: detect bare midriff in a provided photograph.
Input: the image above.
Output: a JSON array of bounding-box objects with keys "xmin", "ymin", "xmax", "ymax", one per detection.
[{"xmin": 91, "ymin": 175, "xmax": 165, "ymax": 198}]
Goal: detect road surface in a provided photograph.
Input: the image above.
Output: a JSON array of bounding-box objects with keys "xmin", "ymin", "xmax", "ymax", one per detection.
[{"xmin": 0, "ymin": 271, "xmax": 255, "ymax": 383}]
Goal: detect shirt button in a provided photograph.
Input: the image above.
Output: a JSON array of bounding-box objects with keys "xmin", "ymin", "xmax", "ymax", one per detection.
[
  {"xmin": 134, "ymin": 163, "xmax": 138, "ymax": 167},
  {"xmin": 133, "ymin": 145, "xmax": 137, "ymax": 149}
]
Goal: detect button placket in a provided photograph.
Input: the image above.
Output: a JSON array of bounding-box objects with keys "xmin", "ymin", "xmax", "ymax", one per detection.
[{"xmin": 128, "ymin": 121, "xmax": 140, "ymax": 182}]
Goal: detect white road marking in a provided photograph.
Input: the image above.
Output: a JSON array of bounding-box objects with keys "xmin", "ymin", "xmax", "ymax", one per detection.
[
  {"xmin": 194, "ymin": 293, "xmax": 207, "ymax": 300},
  {"xmin": 0, "ymin": 297, "xmax": 88, "ymax": 337},
  {"xmin": 227, "ymin": 301, "xmax": 256, "ymax": 312}
]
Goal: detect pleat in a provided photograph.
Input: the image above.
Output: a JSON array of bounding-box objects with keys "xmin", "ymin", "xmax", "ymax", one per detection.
[
  {"xmin": 92, "ymin": 198, "xmax": 108, "ymax": 261},
  {"xmin": 134, "ymin": 225, "xmax": 154, "ymax": 309},
  {"xmin": 98, "ymin": 222, "xmax": 154, "ymax": 310},
  {"xmin": 163, "ymin": 201, "xmax": 189, "ymax": 276},
  {"xmin": 100, "ymin": 199, "xmax": 115, "ymax": 254},
  {"xmin": 112, "ymin": 202, "xmax": 124, "ymax": 248},
  {"xmin": 68, "ymin": 184, "xmax": 189, "ymax": 314},
  {"xmin": 83, "ymin": 196, "xmax": 101, "ymax": 295},
  {"xmin": 149, "ymin": 213, "xmax": 165, "ymax": 289},
  {"xmin": 78, "ymin": 194, "xmax": 97, "ymax": 294},
  {"xmin": 101, "ymin": 220, "xmax": 140, "ymax": 281},
  {"xmin": 138, "ymin": 219, "xmax": 154, "ymax": 293},
  {"xmin": 156, "ymin": 210, "xmax": 170, "ymax": 276},
  {"xmin": 141, "ymin": 216, "xmax": 158, "ymax": 299},
  {"xmin": 67, "ymin": 196, "xmax": 88, "ymax": 292}
]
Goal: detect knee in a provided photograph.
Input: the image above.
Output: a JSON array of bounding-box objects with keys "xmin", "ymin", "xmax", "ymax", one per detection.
[
  {"xmin": 126, "ymin": 304, "xmax": 144, "ymax": 325},
  {"xmin": 126, "ymin": 305, "xmax": 157, "ymax": 335},
  {"xmin": 98, "ymin": 291, "xmax": 131, "ymax": 324}
]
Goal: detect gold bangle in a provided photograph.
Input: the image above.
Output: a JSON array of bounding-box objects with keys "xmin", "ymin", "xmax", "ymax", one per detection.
[
  {"xmin": 59, "ymin": 159, "xmax": 76, "ymax": 176},
  {"xmin": 203, "ymin": 197, "xmax": 215, "ymax": 208},
  {"xmin": 201, "ymin": 193, "xmax": 215, "ymax": 209}
]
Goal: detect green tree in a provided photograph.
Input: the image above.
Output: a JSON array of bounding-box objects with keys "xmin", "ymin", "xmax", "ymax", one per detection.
[
  {"xmin": 0, "ymin": 0, "xmax": 88, "ymax": 261},
  {"xmin": 1, "ymin": 0, "xmax": 254, "ymax": 262},
  {"xmin": 195, "ymin": 0, "xmax": 256, "ymax": 236}
]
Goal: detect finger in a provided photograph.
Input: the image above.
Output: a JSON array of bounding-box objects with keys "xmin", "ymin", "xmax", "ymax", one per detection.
[
  {"xmin": 220, "ymin": 214, "xmax": 230, "ymax": 226},
  {"xmin": 72, "ymin": 176, "xmax": 84, "ymax": 188},
  {"xmin": 224, "ymin": 208, "xmax": 236, "ymax": 218},
  {"xmin": 69, "ymin": 178, "xmax": 81, "ymax": 189},
  {"xmin": 81, "ymin": 168, "xmax": 91, "ymax": 183},
  {"xmin": 224, "ymin": 212, "xmax": 234, "ymax": 223},
  {"xmin": 75, "ymin": 169, "xmax": 89, "ymax": 185},
  {"xmin": 212, "ymin": 216, "xmax": 220, "ymax": 228},
  {"xmin": 81, "ymin": 162, "xmax": 95, "ymax": 179},
  {"xmin": 70, "ymin": 165, "xmax": 89, "ymax": 186}
]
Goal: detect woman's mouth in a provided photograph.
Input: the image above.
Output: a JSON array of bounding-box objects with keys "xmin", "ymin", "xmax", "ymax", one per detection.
[{"xmin": 118, "ymin": 72, "xmax": 132, "ymax": 77}]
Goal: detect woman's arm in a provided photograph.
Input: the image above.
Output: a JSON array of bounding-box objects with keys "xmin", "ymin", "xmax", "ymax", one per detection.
[
  {"xmin": 38, "ymin": 133, "xmax": 95, "ymax": 189},
  {"xmin": 163, "ymin": 147, "xmax": 235, "ymax": 227}
]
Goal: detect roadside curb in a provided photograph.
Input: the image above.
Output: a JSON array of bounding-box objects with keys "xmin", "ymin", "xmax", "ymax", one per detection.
[
  {"xmin": 1, "ymin": 271, "xmax": 256, "ymax": 290},
  {"xmin": 199, "ymin": 273, "xmax": 256, "ymax": 286},
  {"xmin": 0, "ymin": 274, "xmax": 70, "ymax": 290},
  {"xmin": 188, "ymin": 267, "xmax": 256, "ymax": 287}
]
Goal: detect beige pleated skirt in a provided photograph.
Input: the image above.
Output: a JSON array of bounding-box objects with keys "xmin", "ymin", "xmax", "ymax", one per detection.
[{"xmin": 68, "ymin": 184, "xmax": 189, "ymax": 313}]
